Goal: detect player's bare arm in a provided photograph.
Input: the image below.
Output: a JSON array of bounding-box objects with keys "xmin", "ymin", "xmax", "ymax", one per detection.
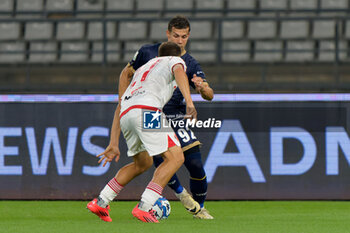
[
  {"xmin": 119, "ymin": 64, "xmax": 135, "ymax": 96},
  {"xmin": 173, "ymin": 64, "xmax": 197, "ymax": 120},
  {"xmin": 96, "ymin": 104, "xmax": 121, "ymax": 167},
  {"xmin": 191, "ymin": 74, "xmax": 214, "ymax": 101},
  {"xmin": 96, "ymin": 65, "xmax": 135, "ymax": 167}
]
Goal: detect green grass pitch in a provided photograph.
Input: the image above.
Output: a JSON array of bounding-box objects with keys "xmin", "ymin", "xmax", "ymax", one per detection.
[{"xmin": 1, "ymin": 201, "xmax": 350, "ymax": 233}]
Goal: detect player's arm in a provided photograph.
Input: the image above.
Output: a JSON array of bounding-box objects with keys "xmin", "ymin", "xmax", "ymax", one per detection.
[
  {"xmin": 173, "ymin": 64, "xmax": 197, "ymax": 120},
  {"xmin": 96, "ymin": 64, "xmax": 135, "ymax": 166},
  {"xmin": 119, "ymin": 63, "xmax": 135, "ymax": 96},
  {"xmin": 191, "ymin": 74, "xmax": 214, "ymax": 101},
  {"xmin": 96, "ymin": 103, "xmax": 121, "ymax": 167}
]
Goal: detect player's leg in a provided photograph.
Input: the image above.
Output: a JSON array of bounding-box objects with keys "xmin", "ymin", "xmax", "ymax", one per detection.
[
  {"xmin": 88, "ymin": 110, "xmax": 152, "ymax": 222},
  {"xmin": 183, "ymin": 146, "xmax": 207, "ymax": 207},
  {"xmin": 153, "ymin": 155, "xmax": 184, "ymax": 193},
  {"xmin": 133, "ymin": 145, "xmax": 184, "ymax": 222},
  {"xmin": 168, "ymin": 125, "xmax": 201, "ymax": 214},
  {"xmin": 87, "ymin": 151, "xmax": 153, "ymax": 222},
  {"xmin": 183, "ymin": 146, "xmax": 213, "ymax": 219},
  {"xmin": 154, "ymin": 154, "xmax": 200, "ymax": 214},
  {"xmin": 97, "ymin": 151, "xmax": 153, "ymax": 207}
]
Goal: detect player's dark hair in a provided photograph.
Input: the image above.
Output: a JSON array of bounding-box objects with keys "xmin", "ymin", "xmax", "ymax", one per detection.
[
  {"xmin": 158, "ymin": 42, "xmax": 181, "ymax": 57},
  {"xmin": 168, "ymin": 15, "xmax": 191, "ymax": 32}
]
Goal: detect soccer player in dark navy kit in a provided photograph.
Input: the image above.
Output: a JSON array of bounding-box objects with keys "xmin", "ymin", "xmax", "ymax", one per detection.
[{"xmin": 118, "ymin": 15, "xmax": 214, "ymax": 219}]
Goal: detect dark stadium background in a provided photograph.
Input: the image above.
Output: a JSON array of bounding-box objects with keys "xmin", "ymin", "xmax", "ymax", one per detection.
[{"xmin": 1, "ymin": 0, "xmax": 350, "ymax": 201}]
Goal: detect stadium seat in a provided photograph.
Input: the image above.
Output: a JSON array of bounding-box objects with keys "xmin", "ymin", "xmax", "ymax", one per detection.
[
  {"xmin": 92, "ymin": 42, "xmax": 120, "ymax": 62},
  {"xmin": 46, "ymin": 0, "xmax": 74, "ymax": 11},
  {"xmin": 254, "ymin": 41, "xmax": 283, "ymax": 62},
  {"xmin": 57, "ymin": 22, "xmax": 85, "ymax": 40},
  {"xmin": 312, "ymin": 20, "xmax": 336, "ymax": 39},
  {"xmin": 77, "ymin": 0, "xmax": 104, "ymax": 10},
  {"xmin": 118, "ymin": 21, "xmax": 147, "ymax": 40},
  {"xmin": 260, "ymin": 0, "xmax": 287, "ymax": 10},
  {"xmin": 0, "ymin": 42, "xmax": 25, "ymax": 63},
  {"xmin": 280, "ymin": 21, "xmax": 309, "ymax": 39},
  {"xmin": 0, "ymin": 23, "xmax": 20, "ymax": 40},
  {"xmin": 320, "ymin": 0, "xmax": 348, "ymax": 16},
  {"xmin": 123, "ymin": 41, "xmax": 149, "ymax": 61},
  {"xmin": 227, "ymin": 0, "xmax": 256, "ymax": 16},
  {"xmin": 190, "ymin": 21, "xmax": 212, "ymax": 39},
  {"xmin": 0, "ymin": 0, "xmax": 14, "ymax": 12},
  {"xmin": 318, "ymin": 40, "xmax": 347, "ymax": 61},
  {"xmin": 286, "ymin": 41, "xmax": 314, "ymax": 62},
  {"xmin": 344, "ymin": 20, "xmax": 350, "ymax": 38},
  {"xmin": 135, "ymin": 0, "xmax": 163, "ymax": 18},
  {"xmin": 222, "ymin": 41, "xmax": 250, "ymax": 62},
  {"xmin": 16, "ymin": 0, "xmax": 43, "ymax": 11},
  {"xmin": 77, "ymin": 0, "xmax": 104, "ymax": 18},
  {"xmin": 320, "ymin": 0, "xmax": 348, "ymax": 9},
  {"xmin": 195, "ymin": 0, "xmax": 225, "ymax": 18},
  {"xmin": 150, "ymin": 21, "xmax": 168, "ymax": 40},
  {"xmin": 87, "ymin": 22, "xmax": 116, "ymax": 40},
  {"xmin": 189, "ymin": 41, "xmax": 216, "ymax": 62},
  {"xmin": 248, "ymin": 21, "xmax": 276, "ymax": 39},
  {"xmin": 164, "ymin": 0, "xmax": 193, "ymax": 17},
  {"xmin": 29, "ymin": 42, "xmax": 57, "ymax": 62},
  {"xmin": 25, "ymin": 22, "xmax": 53, "ymax": 40},
  {"xmin": 106, "ymin": 0, "xmax": 134, "ymax": 18},
  {"xmin": 221, "ymin": 21, "xmax": 244, "ymax": 39},
  {"xmin": 290, "ymin": 0, "xmax": 317, "ymax": 9},
  {"xmin": 60, "ymin": 42, "xmax": 89, "ymax": 62}
]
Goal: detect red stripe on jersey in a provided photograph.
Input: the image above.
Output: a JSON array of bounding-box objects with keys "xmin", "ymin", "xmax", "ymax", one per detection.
[
  {"xmin": 141, "ymin": 59, "xmax": 160, "ymax": 82},
  {"xmin": 168, "ymin": 135, "xmax": 177, "ymax": 148},
  {"xmin": 120, "ymin": 105, "xmax": 161, "ymax": 119}
]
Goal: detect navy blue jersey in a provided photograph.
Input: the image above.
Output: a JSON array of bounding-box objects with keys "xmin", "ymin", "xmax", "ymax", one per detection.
[
  {"xmin": 129, "ymin": 43, "xmax": 206, "ymax": 149},
  {"xmin": 129, "ymin": 43, "xmax": 207, "ymax": 117}
]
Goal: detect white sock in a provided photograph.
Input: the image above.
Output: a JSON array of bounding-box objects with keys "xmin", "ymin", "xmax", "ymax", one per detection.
[
  {"xmin": 98, "ymin": 178, "xmax": 124, "ymax": 208},
  {"xmin": 139, "ymin": 181, "xmax": 163, "ymax": 211}
]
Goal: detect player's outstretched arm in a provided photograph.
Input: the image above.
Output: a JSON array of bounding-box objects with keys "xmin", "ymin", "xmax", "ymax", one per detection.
[
  {"xmin": 119, "ymin": 64, "xmax": 135, "ymax": 96},
  {"xmin": 96, "ymin": 103, "xmax": 121, "ymax": 166},
  {"xmin": 173, "ymin": 64, "xmax": 197, "ymax": 120},
  {"xmin": 191, "ymin": 74, "xmax": 214, "ymax": 101},
  {"xmin": 96, "ymin": 64, "xmax": 134, "ymax": 166}
]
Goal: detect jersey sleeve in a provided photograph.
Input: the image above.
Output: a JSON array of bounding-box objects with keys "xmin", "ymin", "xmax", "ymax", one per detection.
[
  {"xmin": 169, "ymin": 57, "xmax": 187, "ymax": 75},
  {"xmin": 129, "ymin": 46, "xmax": 146, "ymax": 71},
  {"xmin": 192, "ymin": 61, "xmax": 206, "ymax": 82},
  {"xmin": 186, "ymin": 59, "xmax": 207, "ymax": 89}
]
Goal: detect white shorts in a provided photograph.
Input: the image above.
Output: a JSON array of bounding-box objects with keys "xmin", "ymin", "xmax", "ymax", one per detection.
[{"xmin": 120, "ymin": 107, "xmax": 180, "ymax": 157}]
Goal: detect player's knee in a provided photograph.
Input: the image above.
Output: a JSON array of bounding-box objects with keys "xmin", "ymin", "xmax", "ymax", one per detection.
[
  {"xmin": 173, "ymin": 151, "xmax": 184, "ymax": 168},
  {"xmin": 176, "ymin": 152, "xmax": 185, "ymax": 166},
  {"xmin": 145, "ymin": 157, "xmax": 154, "ymax": 169},
  {"xmin": 135, "ymin": 156, "xmax": 153, "ymax": 174},
  {"xmin": 168, "ymin": 146, "xmax": 184, "ymax": 167},
  {"xmin": 190, "ymin": 160, "xmax": 205, "ymax": 172}
]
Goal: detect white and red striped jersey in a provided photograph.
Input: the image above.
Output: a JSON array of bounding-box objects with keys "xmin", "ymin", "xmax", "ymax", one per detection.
[{"xmin": 120, "ymin": 56, "xmax": 186, "ymax": 113}]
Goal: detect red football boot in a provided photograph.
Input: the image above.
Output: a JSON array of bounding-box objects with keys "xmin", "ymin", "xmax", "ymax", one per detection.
[
  {"xmin": 87, "ymin": 198, "xmax": 112, "ymax": 222},
  {"xmin": 132, "ymin": 204, "xmax": 159, "ymax": 223}
]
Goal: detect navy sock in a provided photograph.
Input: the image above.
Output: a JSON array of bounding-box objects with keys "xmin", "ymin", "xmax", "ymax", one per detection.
[
  {"xmin": 184, "ymin": 147, "xmax": 207, "ymax": 208},
  {"xmin": 153, "ymin": 155, "xmax": 184, "ymax": 194}
]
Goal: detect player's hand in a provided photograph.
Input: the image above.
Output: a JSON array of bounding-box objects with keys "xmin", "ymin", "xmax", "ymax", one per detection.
[
  {"xmin": 96, "ymin": 145, "xmax": 120, "ymax": 167},
  {"xmin": 191, "ymin": 75, "xmax": 205, "ymax": 92},
  {"xmin": 185, "ymin": 104, "xmax": 197, "ymax": 121}
]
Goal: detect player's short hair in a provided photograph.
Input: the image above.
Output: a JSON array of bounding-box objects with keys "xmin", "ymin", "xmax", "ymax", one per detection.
[
  {"xmin": 168, "ymin": 15, "xmax": 191, "ymax": 32},
  {"xmin": 158, "ymin": 42, "xmax": 181, "ymax": 57}
]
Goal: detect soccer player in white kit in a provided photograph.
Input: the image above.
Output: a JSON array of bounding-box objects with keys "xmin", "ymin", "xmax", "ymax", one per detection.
[{"xmin": 87, "ymin": 42, "xmax": 197, "ymax": 223}]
